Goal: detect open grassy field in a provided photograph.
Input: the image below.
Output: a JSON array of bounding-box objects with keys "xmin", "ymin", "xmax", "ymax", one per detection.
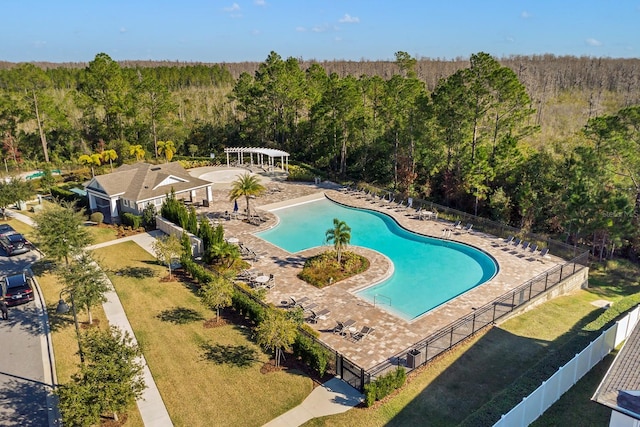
[{"xmin": 91, "ymin": 241, "xmax": 313, "ymax": 427}]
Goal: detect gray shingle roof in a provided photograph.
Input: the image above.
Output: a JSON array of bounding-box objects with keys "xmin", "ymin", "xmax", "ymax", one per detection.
[
  {"xmin": 593, "ymin": 318, "xmax": 640, "ymax": 420},
  {"xmin": 85, "ymin": 162, "xmax": 211, "ymax": 202}
]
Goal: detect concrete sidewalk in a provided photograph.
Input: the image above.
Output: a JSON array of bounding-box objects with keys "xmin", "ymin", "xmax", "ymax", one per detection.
[{"xmin": 263, "ymin": 378, "xmax": 363, "ymax": 427}]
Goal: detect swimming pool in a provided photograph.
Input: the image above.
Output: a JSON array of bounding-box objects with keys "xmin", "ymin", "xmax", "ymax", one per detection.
[{"xmin": 256, "ymin": 197, "xmax": 498, "ymax": 320}]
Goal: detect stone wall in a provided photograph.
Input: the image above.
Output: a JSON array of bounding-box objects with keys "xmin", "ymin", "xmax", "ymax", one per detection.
[{"xmin": 155, "ymin": 216, "xmax": 203, "ymax": 257}]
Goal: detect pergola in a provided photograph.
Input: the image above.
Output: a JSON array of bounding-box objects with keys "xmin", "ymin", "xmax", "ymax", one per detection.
[{"xmin": 224, "ymin": 147, "xmax": 290, "ymax": 172}]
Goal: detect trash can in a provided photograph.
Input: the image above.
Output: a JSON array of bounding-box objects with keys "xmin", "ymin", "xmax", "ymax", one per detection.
[
  {"xmin": 406, "ymin": 349, "xmax": 423, "ymax": 369},
  {"xmin": 202, "ymin": 199, "xmax": 209, "ymax": 207}
]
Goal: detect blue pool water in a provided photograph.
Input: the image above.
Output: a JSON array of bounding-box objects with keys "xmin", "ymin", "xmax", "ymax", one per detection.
[{"xmin": 256, "ymin": 198, "xmax": 498, "ymax": 320}]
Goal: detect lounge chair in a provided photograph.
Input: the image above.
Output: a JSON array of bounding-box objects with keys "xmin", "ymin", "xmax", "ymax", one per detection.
[
  {"xmin": 308, "ymin": 308, "xmax": 331, "ymax": 323},
  {"xmin": 519, "ymin": 241, "xmax": 530, "ymax": 252},
  {"xmin": 290, "ymin": 296, "xmax": 309, "ymax": 308},
  {"xmin": 334, "ymin": 319, "xmax": 356, "ymax": 336},
  {"xmin": 452, "ymin": 220, "xmax": 462, "ymax": 229},
  {"xmin": 500, "ymin": 236, "xmax": 514, "ymax": 246},
  {"xmin": 537, "ymin": 247, "xmax": 549, "ymax": 261},
  {"xmin": 333, "ymin": 321, "xmax": 346, "ymax": 335},
  {"xmin": 457, "ymin": 223, "xmax": 472, "ymax": 233},
  {"xmin": 300, "ymin": 301, "xmax": 318, "ymax": 312},
  {"xmin": 351, "ymin": 326, "xmax": 375, "ymax": 342}
]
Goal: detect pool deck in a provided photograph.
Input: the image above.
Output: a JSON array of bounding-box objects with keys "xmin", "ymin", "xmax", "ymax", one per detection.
[{"xmin": 190, "ymin": 168, "xmax": 564, "ymax": 370}]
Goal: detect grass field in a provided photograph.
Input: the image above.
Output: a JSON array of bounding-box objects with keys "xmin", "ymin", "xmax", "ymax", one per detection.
[{"xmin": 91, "ymin": 241, "xmax": 313, "ymax": 427}]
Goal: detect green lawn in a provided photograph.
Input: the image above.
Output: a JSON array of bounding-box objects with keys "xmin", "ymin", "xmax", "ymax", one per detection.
[
  {"xmin": 34, "ymin": 261, "xmax": 145, "ymax": 426},
  {"xmin": 91, "ymin": 241, "xmax": 313, "ymax": 427}
]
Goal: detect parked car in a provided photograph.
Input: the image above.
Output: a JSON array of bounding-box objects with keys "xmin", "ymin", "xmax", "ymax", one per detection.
[
  {"xmin": 0, "ymin": 232, "xmax": 32, "ymax": 256},
  {"xmin": 1, "ymin": 273, "xmax": 34, "ymax": 306},
  {"xmin": 0, "ymin": 224, "xmax": 15, "ymax": 235}
]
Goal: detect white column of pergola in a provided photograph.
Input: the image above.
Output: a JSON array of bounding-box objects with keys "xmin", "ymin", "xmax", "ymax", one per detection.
[{"xmin": 224, "ymin": 147, "xmax": 289, "ymax": 172}]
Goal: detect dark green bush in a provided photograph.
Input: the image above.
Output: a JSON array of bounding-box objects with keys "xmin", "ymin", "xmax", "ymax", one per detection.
[
  {"xmin": 231, "ymin": 291, "xmax": 265, "ymax": 324},
  {"xmin": 122, "ymin": 212, "xmax": 142, "ymax": 229},
  {"xmin": 293, "ymin": 333, "xmax": 331, "ymax": 377},
  {"xmin": 363, "ymin": 367, "xmax": 407, "ymax": 407},
  {"xmin": 141, "ymin": 204, "xmax": 156, "ymax": 230},
  {"xmin": 50, "ymin": 186, "xmax": 89, "ymax": 209}
]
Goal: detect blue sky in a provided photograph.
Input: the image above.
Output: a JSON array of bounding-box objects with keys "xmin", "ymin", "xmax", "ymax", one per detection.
[{"xmin": 2, "ymin": 1, "xmax": 639, "ymax": 63}]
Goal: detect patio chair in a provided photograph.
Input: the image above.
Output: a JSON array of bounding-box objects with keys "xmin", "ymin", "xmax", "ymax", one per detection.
[
  {"xmin": 351, "ymin": 326, "xmax": 375, "ymax": 342},
  {"xmin": 509, "ymin": 238, "xmax": 522, "ymax": 249},
  {"xmin": 499, "ymin": 236, "xmax": 514, "ymax": 246},
  {"xmin": 300, "ymin": 302, "xmax": 318, "ymax": 313},
  {"xmin": 457, "ymin": 223, "xmax": 472, "ymax": 233},
  {"xmin": 537, "ymin": 247, "xmax": 549, "ymax": 261},
  {"xmin": 333, "ymin": 321, "xmax": 346, "ymax": 335},
  {"xmin": 308, "ymin": 308, "xmax": 331, "ymax": 323},
  {"xmin": 290, "ymin": 296, "xmax": 309, "ymax": 308}
]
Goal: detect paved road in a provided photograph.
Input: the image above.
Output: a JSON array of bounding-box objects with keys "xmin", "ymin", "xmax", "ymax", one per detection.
[
  {"xmin": 0, "ymin": 246, "xmax": 56, "ymax": 426},
  {"xmin": 0, "ymin": 299, "xmax": 53, "ymax": 426}
]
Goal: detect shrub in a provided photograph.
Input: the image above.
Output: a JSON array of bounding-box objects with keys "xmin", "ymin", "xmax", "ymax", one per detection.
[
  {"xmin": 292, "ymin": 333, "xmax": 332, "ymax": 377},
  {"xmin": 286, "ymin": 164, "xmax": 316, "ymax": 182},
  {"xmin": 89, "ymin": 212, "xmax": 104, "ymax": 223},
  {"xmin": 122, "ymin": 212, "xmax": 142, "ymax": 229},
  {"xmin": 50, "ymin": 186, "xmax": 89, "ymax": 209},
  {"xmin": 231, "ymin": 290, "xmax": 266, "ymax": 325},
  {"xmin": 363, "ymin": 367, "xmax": 407, "ymax": 407},
  {"xmin": 141, "ymin": 204, "xmax": 156, "ymax": 230}
]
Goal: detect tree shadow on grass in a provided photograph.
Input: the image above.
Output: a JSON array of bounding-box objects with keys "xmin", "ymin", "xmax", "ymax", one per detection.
[
  {"xmin": 156, "ymin": 306, "xmax": 204, "ymax": 324},
  {"xmin": 114, "ymin": 266, "xmax": 156, "ymax": 279},
  {"xmin": 199, "ymin": 342, "xmax": 259, "ymax": 368},
  {"xmin": 46, "ymin": 301, "xmax": 75, "ymax": 333}
]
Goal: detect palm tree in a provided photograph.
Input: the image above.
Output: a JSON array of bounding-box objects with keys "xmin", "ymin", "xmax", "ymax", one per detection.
[
  {"xmin": 129, "ymin": 145, "xmax": 145, "ymax": 162},
  {"xmin": 157, "ymin": 140, "xmax": 176, "ymax": 163},
  {"xmin": 325, "ymin": 218, "xmax": 351, "ymax": 262},
  {"xmin": 78, "ymin": 153, "xmax": 102, "ymax": 177},
  {"xmin": 228, "ymin": 173, "xmax": 266, "ymax": 219},
  {"xmin": 101, "ymin": 149, "xmax": 118, "ymax": 172}
]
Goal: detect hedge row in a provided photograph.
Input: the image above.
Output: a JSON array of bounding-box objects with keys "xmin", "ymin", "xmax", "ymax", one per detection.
[
  {"xmin": 363, "ymin": 367, "xmax": 407, "ymax": 407},
  {"xmin": 231, "ymin": 290, "xmax": 266, "ymax": 325},
  {"xmin": 292, "ymin": 333, "xmax": 332, "ymax": 377}
]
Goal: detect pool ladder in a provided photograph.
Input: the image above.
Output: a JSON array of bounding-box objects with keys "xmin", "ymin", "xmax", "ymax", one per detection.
[{"xmin": 373, "ymin": 294, "xmax": 391, "ymax": 308}]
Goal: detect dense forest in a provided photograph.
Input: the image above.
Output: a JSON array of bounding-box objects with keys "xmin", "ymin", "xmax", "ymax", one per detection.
[{"xmin": 2, "ymin": 52, "xmax": 640, "ymax": 259}]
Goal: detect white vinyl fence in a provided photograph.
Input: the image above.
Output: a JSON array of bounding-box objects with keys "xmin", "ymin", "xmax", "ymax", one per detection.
[{"xmin": 494, "ymin": 305, "xmax": 640, "ymax": 427}]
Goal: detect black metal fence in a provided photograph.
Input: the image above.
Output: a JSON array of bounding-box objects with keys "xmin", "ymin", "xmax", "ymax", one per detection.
[{"xmin": 364, "ymin": 251, "xmax": 589, "ymax": 381}]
